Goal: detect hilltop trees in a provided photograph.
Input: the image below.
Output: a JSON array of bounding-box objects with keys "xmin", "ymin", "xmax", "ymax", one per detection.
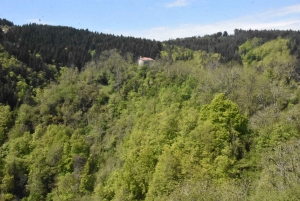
[
  {"xmin": 2, "ymin": 24, "xmax": 162, "ymax": 71},
  {"xmin": 1, "ymin": 22, "xmax": 300, "ymax": 200},
  {"xmin": 0, "ymin": 18, "xmax": 14, "ymax": 26},
  {"xmin": 165, "ymin": 29, "xmax": 300, "ymax": 64}
]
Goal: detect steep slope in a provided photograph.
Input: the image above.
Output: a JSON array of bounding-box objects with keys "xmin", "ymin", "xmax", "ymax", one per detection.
[
  {"xmin": 1, "ymin": 18, "xmax": 300, "ymax": 200},
  {"xmin": 1, "ymin": 37, "xmax": 300, "ymax": 200}
]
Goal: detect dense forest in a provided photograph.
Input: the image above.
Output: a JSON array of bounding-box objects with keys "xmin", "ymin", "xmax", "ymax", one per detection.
[
  {"xmin": 164, "ymin": 29, "xmax": 300, "ymax": 63},
  {"xmin": 1, "ymin": 18, "xmax": 300, "ymax": 200},
  {"xmin": 1, "ymin": 23, "xmax": 162, "ymax": 69}
]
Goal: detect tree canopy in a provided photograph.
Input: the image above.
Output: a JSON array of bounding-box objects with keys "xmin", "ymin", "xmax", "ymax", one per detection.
[{"xmin": 1, "ymin": 21, "xmax": 300, "ymax": 200}]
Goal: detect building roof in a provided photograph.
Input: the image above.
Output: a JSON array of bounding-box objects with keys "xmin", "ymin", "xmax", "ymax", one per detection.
[{"xmin": 139, "ymin": 56, "xmax": 154, "ymax": 61}]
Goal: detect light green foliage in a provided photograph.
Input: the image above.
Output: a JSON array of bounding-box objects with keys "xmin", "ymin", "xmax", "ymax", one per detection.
[
  {"xmin": 239, "ymin": 37, "xmax": 263, "ymax": 56},
  {"xmin": 0, "ymin": 104, "xmax": 11, "ymax": 144},
  {"xmin": 35, "ymin": 53, "xmax": 41, "ymax": 59},
  {"xmin": 89, "ymin": 49, "xmax": 96, "ymax": 59},
  {"xmin": 240, "ymin": 37, "xmax": 297, "ymax": 84},
  {"xmin": 1, "ymin": 38, "xmax": 300, "ymax": 200},
  {"xmin": 146, "ymin": 146, "xmax": 182, "ymax": 200},
  {"xmin": 0, "ymin": 132, "xmax": 32, "ymax": 200},
  {"xmin": 160, "ymin": 44, "xmax": 194, "ymax": 61},
  {"xmin": 200, "ymin": 94, "xmax": 247, "ymax": 129},
  {"xmin": 252, "ymin": 104, "xmax": 300, "ymax": 150},
  {"xmin": 16, "ymin": 79, "xmax": 28, "ymax": 102},
  {"xmin": 251, "ymin": 139, "xmax": 300, "ymax": 200},
  {"xmin": 167, "ymin": 179, "xmax": 249, "ymax": 201},
  {"xmin": 144, "ymin": 94, "xmax": 250, "ymax": 200},
  {"xmin": 195, "ymin": 94, "xmax": 249, "ymax": 176},
  {"xmin": 160, "ymin": 44, "xmax": 221, "ymax": 70},
  {"xmin": 0, "ymin": 44, "xmax": 20, "ymax": 69},
  {"xmin": 24, "ymin": 125, "xmax": 73, "ymax": 199}
]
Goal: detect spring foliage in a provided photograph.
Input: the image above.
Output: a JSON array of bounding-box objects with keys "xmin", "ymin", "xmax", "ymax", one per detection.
[{"xmin": 1, "ymin": 33, "xmax": 300, "ymax": 201}]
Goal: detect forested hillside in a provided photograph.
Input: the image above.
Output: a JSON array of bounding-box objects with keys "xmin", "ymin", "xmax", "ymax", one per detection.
[
  {"xmin": 1, "ymin": 18, "xmax": 300, "ymax": 200},
  {"xmin": 165, "ymin": 29, "xmax": 300, "ymax": 63},
  {"xmin": 1, "ymin": 23, "xmax": 162, "ymax": 70}
]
